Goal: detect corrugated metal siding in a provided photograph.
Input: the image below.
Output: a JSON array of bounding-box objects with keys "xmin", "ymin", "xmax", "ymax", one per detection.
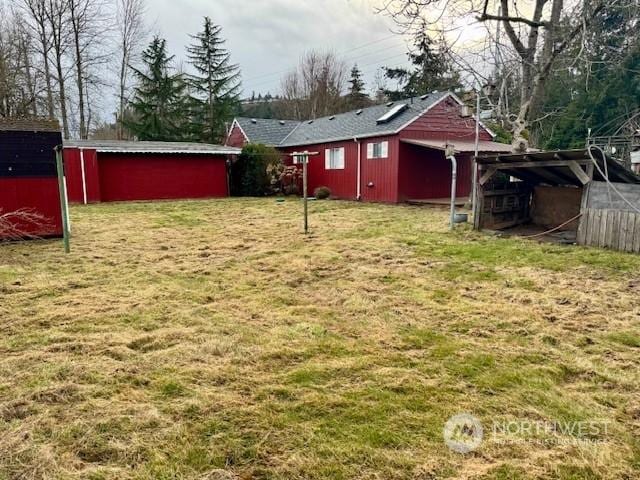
[
  {"xmin": 97, "ymin": 153, "xmax": 228, "ymax": 202},
  {"xmin": 398, "ymin": 143, "xmax": 472, "ymax": 200},
  {"xmin": 63, "ymin": 147, "xmax": 101, "ymax": 203},
  {"xmin": 401, "ymin": 97, "xmax": 493, "ymax": 142},
  {"xmin": 280, "ymin": 140, "xmax": 359, "ymax": 200},
  {"xmin": 226, "ymin": 125, "xmax": 247, "ymax": 148}
]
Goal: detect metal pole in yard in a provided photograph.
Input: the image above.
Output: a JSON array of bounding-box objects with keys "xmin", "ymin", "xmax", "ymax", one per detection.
[
  {"xmin": 54, "ymin": 145, "xmax": 71, "ymax": 253},
  {"xmin": 471, "ymin": 88, "xmax": 481, "ymax": 212},
  {"xmin": 446, "ymin": 144, "xmax": 458, "ymax": 231}
]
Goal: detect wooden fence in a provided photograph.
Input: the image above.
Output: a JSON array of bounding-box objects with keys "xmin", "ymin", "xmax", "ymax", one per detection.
[{"xmin": 577, "ymin": 181, "xmax": 640, "ymax": 253}]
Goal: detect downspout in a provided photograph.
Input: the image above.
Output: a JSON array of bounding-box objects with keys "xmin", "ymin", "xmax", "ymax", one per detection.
[
  {"xmin": 354, "ymin": 137, "xmax": 362, "ymax": 200},
  {"xmin": 447, "ymin": 153, "xmax": 458, "ymax": 231}
]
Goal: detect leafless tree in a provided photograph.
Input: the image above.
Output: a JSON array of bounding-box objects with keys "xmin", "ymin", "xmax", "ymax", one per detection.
[
  {"xmin": 19, "ymin": 0, "xmax": 56, "ymax": 117},
  {"xmin": 44, "ymin": 0, "xmax": 71, "ymax": 139},
  {"xmin": 379, "ymin": 0, "xmax": 615, "ymax": 146},
  {"xmin": 115, "ymin": 0, "xmax": 146, "ymax": 139},
  {"xmin": 68, "ymin": 0, "xmax": 108, "ymax": 139},
  {"xmin": 280, "ymin": 50, "xmax": 347, "ymax": 120}
]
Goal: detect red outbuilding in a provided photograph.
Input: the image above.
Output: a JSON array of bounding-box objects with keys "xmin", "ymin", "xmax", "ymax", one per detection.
[
  {"xmin": 63, "ymin": 140, "xmax": 240, "ymax": 203},
  {"xmin": 0, "ymin": 118, "xmax": 64, "ymax": 239},
  {"xmin": 227, "ymin": 92, "xmax": 513, "ymax": 203}
]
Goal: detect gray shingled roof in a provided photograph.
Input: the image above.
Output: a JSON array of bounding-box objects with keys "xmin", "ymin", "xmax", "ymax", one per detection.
[
  {"xmin": 0, "ymin": 117, "xmax": 61, "ymax": 132},
  {"xmin": 234, "ymin": 117, "xmax": 300, "ymax": 146},
  {"xmin": 280, "ymin": 92, "xmax": 450, "ymax": 147},
  {"xmin": 64, "ymin": 140, "xmax": 240, "ymax": 155}
]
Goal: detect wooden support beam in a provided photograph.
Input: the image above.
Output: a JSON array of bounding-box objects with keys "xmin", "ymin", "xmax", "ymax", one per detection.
[
  {"xmin": 479, "ymin": 166, "xmax": 497, "ymax": 185},
  {"xmin": 567, "ymin": 160, "xmax": 591, "ymax": 185},
  {"xmin": 492, "ymin": 159, "xmax": 589, "ymax": 169}
]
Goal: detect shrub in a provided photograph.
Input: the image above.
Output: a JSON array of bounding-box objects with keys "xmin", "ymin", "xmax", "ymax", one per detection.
[
  {"xmin": 314, "ymin": 186, "xmax": 331, "ymax": 200},
  {"xmin": 230, "ymin": 143, "xmax": 283, "ymax": 196}
]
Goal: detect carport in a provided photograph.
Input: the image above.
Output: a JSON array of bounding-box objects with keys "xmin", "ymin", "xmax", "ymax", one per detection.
[{"xmin": 398, "ymin": 138, "xmax": 513, "ymax": 204}]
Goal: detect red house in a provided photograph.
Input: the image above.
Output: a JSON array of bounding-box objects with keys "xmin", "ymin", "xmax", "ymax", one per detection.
[
  {"xmin": 0, "ymin": 118, "xmax": 64, "ymax": 239},
  {"xmin": 227, "ymin": 92, "xmax": 512, "ymax": 203},
  {"xmin": 63, "ymin": 140, "xmax": 240, "ymax": 203}
]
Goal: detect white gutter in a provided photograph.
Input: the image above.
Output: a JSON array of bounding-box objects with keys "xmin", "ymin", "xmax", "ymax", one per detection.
[
  {"xmin": 354, "ymin": 137, "xmax": 362, "ymax": 200},
  {"xmin": 80, "ymin": 148, "xmax": 88, "ymax": 205}
]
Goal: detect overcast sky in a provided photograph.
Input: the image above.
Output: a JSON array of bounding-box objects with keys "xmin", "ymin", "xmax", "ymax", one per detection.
[{"xmin": 150, "ymin": 0, "xmax": 412, "ymax": 97}]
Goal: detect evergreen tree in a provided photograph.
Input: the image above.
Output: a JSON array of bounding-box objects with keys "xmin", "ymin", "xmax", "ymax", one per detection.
[
  {"xmin": 187, "ymin": 17, "xmax": 240, "ymax": 143},
  {"xmin": 346, "ymin": 64, "xmax": 370, "ymax": 109},
  {"xmin": 385, "ymin": 21, "xmax": 460, "ymax": 100},
  {"xmin": 127, "ymin": 37, "xmax": 188, "ymax": 141}
]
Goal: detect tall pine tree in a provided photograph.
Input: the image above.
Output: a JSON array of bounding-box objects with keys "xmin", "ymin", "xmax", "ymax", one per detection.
[
  {"xmin": 187, "ymin": 17, "xmax": 240, "ymax": 143},
  {"xmin": 385, "ymin": 21, "xmax": 459, "ymax": 100},
  {"xmin": 127, "ymin": 37, "xmax": 188, "ymax": 141},
  {"xmin": 346, "ymin": 64, "xmax": 370, "ymax": 109}
]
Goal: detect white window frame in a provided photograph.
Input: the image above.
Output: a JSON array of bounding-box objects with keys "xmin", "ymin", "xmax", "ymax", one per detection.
[
  {"xmin": 367, "ymin": 141, "xmax": 389, "ymax": 159},
  {"xmin": 325, "ymin": 147, "xmax": 345, "ymax": 170}
]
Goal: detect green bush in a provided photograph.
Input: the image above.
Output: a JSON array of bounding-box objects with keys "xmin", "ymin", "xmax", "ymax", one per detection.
[
  {"xmin": 314, "ymin": 186, "xmax": 331, "ymax": 200},
  {"xmin": 230, "ymin": 143, "xmax": 283, "ymax": 196}
]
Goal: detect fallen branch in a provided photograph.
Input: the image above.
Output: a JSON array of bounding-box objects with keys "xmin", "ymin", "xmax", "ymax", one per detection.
[{"xmin": 0, "ymin": 209, "xmax": 52, "ymax": 241}]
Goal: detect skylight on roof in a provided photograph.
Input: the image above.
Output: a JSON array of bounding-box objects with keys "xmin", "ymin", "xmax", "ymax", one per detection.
[{"xmin": 376, "ymin": 103, "xmax": 408, "ymax": 124}]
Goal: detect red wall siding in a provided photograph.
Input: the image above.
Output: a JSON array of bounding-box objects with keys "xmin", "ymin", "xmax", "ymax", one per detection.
[
  {"xmin": 97, "ymin": 153, "xmax": 228, "ymax": 202},
  {"xmin": 401, "ymin": 97, "xmax": 493, "ymax": 142},
  {"xmin": 397, "ymin": 143, "xmax": 472, "ymax": 201},
  {"xmin": 360, "ymin": 136, "xmax": 399, "ymax": 203},
  {"xmin": 63, "ymin": 147, "xmax": 101, "ymax": 203},
  {"xmin": 280, "ymin": 140, "xmax": 359, "ymax": 200},
  {"xmin": 0, "ymin": 177, "xmax": 62, "ymax": 237},
  {"xmin": 226, "ymin": 125, "xmax": 247, "ymax": 148}
]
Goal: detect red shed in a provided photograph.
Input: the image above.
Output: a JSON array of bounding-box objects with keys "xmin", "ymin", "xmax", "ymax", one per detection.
[
  {"xmin": 0, "ymin": 119, "xmax": 63, "ymax": 239},
  {"xmin": 63, "ymin": 140, "xmax": 240, "ymax": 203},
  {"xmin": 227, "ymin": 92, "xmax": 513, "ymax": 203}
]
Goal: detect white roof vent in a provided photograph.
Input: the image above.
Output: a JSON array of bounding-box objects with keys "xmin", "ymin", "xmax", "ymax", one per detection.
[
  {"xmin": 386, "ymin": 102, "xmax": 394, "ymax": 107},
  {"xmin": 251, "ymin": 118, "xmax": 257, "ymax": 124},
  {"xmin": 279, "ymin": 120, "xmax": 285, "ymax": 125},
  {"xmin": 376, "ymin": 103, "xmax": 408, "ymax": 124},
  {"xmin": 329, "ymin": 116, "xmax": 335, "ymax": 120},
  {"xmin": 355, "ymin": 109, "xmax": 363, "ymax": 115},
  {"xmin": 420, "ymin": 94, "xmax": 429, "ymax": 100}
]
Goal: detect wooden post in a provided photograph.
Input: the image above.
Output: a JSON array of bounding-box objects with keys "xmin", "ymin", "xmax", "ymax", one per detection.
[
  {"xmin": 290, "ymin": 151, "xmax": 319, "ymax": 234},
  {"xmin": 54, "ymin": 145, "xmax": 70, "ymax": 253},
  {"xmin": 303, "ymin": 153, "xmax": 309, "ymax": 234}
]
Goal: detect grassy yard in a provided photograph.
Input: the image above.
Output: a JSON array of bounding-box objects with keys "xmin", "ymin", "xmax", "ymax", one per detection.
[{"xmin": 1, "ymin": 198, "xmax": 639, "ymax": 480}]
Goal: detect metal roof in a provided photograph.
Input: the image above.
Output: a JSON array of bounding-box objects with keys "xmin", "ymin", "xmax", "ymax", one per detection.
[
  {"xmin": 233, "ymin": 117, "xmax": 300, "ymax": 146},
  {"xmin": 64, "ymin": 140, "xmax": 240, "ymax": 155},
  {"xmin": 401, "ymin": 138, "xmax": 513, "ymax": 153},
  {"xmin": 0, "ymin": 117, "xmax": 61, "ymax": 132},
  {"xmin": 280, "ymin": 92, "xmax": 452, "ymax": 147}
]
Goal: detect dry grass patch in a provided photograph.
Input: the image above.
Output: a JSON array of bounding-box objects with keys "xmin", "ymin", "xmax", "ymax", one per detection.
[{"xmin": 1, "ymin": 198, "xmax": 639, "ymax": 479}]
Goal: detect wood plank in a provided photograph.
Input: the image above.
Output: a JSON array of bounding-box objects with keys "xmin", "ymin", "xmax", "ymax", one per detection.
[
  {"xmin": 598, "ymin": 210, "xmax": 608, "ymax": 248},
  {"xmin": 608, "ymin": 210, "xmax": 619, "ymax": 250},
  {"xmin": 619, "ymin": 211, "xmax": 629, "ymax": 252},
  {"xmin": 634, "ymin": 214, "xmax": 640, "ymax": 253},
  {"xmin": 587, "ymin": 209, "xmax": 600, "ymax": 247},
  {"xmin": 577, "ymin": 209, "xmax": 588, "ymax": 245},
  {"xmin": 626, "ymin": 213, "xmax": 636, "ymax": 253},
  {"xmin": 493, "ymin": 159, "xmax": 590, "ymax": 169},
  {"xmin": 567, "ymin": 161, "xmax": 591, "ymax": 185},
  {"xmin": 479, "ymin": 167, "xmax": 497, "ymax": 186}
]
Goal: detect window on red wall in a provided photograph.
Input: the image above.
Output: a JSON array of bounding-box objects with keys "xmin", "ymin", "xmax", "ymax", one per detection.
[
  {"xmin": 325, "ymin": 147, "xmax": 345, "ymax": 169},
  {"xmin": 367, "ymin": 141, "xmax": 388, "ymax": 159}
]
